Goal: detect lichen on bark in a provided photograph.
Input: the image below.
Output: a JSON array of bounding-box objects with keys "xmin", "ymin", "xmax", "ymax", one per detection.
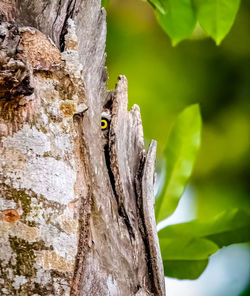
[
  {"xmin": 0, "ymin": 17, "xmax": 87, "ymax": 295},
  {"xmin": 0, "ymin": 1, "xmax": 165, "ymax": 295}
]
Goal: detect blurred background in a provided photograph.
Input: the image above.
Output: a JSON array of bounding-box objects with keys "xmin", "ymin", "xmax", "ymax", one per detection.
[{"xmin": 104, "ymin": 0, "xmax": 250, "ymax": 295}]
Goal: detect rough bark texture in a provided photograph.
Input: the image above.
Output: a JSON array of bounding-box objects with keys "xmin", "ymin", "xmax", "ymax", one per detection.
[{"xmin": 0, "ymin": 1, "xmax": 165, "ymax": 295}]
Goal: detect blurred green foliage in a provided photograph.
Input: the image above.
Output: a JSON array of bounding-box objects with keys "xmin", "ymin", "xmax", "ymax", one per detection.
[
  {"xmin": 155, "ymin": 103, "xmax": 249, "ymax": 279},
  {"xmin": 148, "ymin": 0, "xmax": 241, "ymax": 45},
  {"xmin": 105, "ymin": 0, "xmax": 250, "ymax": 213},
  {"xmin": 154, "ymin": 0, "xmax": 197, "ymax": 46},
  {"xmin": 155, "ymin": 105, "xmax": 202, "ymax": 222},
  {"xmin": 194, "ymin": 0, "xmax": 241, "ymax": 45},
  {"xmin": 104, "ymin": 0, "xmax": 250, "ymax": 282},
  {"xmin": 159, "ymin": 208, "xmax": 250, "ymax": 278}
]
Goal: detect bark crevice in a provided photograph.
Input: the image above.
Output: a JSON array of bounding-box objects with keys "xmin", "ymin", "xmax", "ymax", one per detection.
[
  {"xmin": 0, "ymin": 1, "xmax": 165, "ymax": 295},
  {"xmin": 59, "ymin": 0, "xmax": 77, "ymax": 51}
]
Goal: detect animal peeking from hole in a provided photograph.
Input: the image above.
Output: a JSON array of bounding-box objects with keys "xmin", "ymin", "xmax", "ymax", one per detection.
[{"xmin": 101, "ymin": 110, "xmax": 111, "ymax": 145}]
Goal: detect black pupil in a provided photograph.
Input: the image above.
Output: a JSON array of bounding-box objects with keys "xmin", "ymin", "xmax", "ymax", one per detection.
[{"xmin": 102, "ymin": 120, "xmax": 107, "ymax": 127}]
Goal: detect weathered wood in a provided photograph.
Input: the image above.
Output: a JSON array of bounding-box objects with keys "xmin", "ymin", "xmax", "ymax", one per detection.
[
  {"xmin": 0, "ymin": 1, "xmax": 165, "ymax": 295},
  {"xmin": 141, "ymin": 141, "xmax": 165, "ymax": 295}
]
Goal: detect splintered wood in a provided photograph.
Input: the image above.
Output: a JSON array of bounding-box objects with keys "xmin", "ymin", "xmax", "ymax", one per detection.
[{"xmin": 0, "ymin": 0, "xmax": 165, "ymax": 295}]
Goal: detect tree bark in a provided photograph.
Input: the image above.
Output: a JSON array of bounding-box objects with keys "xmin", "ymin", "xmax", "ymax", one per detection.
[{"xmin": 0, "ymin": 1, "xmax": 165, "ymax": 295}]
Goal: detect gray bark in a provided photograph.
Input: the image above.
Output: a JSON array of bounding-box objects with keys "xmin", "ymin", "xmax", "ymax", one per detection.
[{"xmin": 0, "ymin": 1, "xmax": 165, "ymax": 295}]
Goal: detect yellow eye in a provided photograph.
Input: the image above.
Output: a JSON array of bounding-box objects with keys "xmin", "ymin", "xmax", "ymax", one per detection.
[{"xmin": 101, "ymin": 118, "xmax": 108, "ymax": 130}]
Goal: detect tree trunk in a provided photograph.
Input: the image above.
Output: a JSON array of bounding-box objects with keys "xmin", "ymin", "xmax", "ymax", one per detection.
[{"xmin": 0, "ymin": 1, "xmax": 165, "ymax": 295}]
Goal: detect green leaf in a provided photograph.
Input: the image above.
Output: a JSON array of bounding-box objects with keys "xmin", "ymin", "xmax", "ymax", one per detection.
[
  {"xmin": 160, "ymin": 237, "xmax": 218, "ymax": 260},
  {"xmin": 203, "ymin": 209, "xmax": 250, "ymax": 247},
  {"xmin": 195, "ymin": 0, "xmax": 241, "ymax": 45},
  {"xmin": 158, "ymin": 209, "xmax": 250, "ymax": 279},
  {"xmin": 155, "ymin": 0, "xmax": 197, "ymax": 45},
  {"xmin": 158, "ymin": 209, "xmax": 250, "ymax": 247},
  {"xmin": 147, "ymin": 0, "xmax": 166, "ymax": 14},
  {"xmin": 155, "ymin": 104, "xmax": 202, "ymax": 223},
  {"xmin": 160, "ymin": 237, "xmax": 218, "ymax": 279},
  {"xmin": 163, "ymin": 259, "xmax": 208, "ymax": 280},
  {"xmin": 206, "ymin": 226, "xmax": 250, "ymax": 248}
]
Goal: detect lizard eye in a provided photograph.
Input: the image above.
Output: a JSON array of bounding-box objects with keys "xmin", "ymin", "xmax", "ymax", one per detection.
[{"xmin": 101, "ymin": 118, "xmax": 109, "ymax": 130}]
